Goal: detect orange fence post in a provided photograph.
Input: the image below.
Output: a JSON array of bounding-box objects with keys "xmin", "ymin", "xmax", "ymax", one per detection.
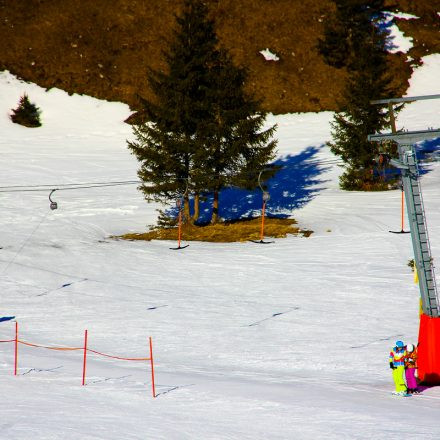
[
  {"xmin": 6, "ymin": 324, "xmax": 156, "ymax": 397},
  {"xmin": 149, "ymin": 337, "xmax": 156, "ymax": 398},
  {"xmin": 178, "ymin": 203, "xmax": 182, "ymax": 249},
  {"xmin": 82, "ymin": 329, "xmax": 88, "ymax": 386},
  {"xmin": 14, "ymin": 321, "xmax": 18, "ymax": 376}
]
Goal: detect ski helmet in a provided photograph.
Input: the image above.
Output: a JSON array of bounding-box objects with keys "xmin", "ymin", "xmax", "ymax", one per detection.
[
  {"xmin": 407, "ymin": 344, "xmax": 414, "ymax": 352},
  {"xmin": 395, "ymin": 340, "xmax": 404, "ymax": 348}
]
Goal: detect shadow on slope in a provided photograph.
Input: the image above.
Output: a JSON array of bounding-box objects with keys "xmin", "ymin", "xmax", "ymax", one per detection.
[
  {"xmin": 375, "ymin": 137, "xmax": 440, "ymax": 180},
  {"xmin": 191, "ymin": 145, "xmax": 330, "ymax": 223},
  {"xmin": 416, "ymin": 137, "xmax": 440, "ymax": 175}
]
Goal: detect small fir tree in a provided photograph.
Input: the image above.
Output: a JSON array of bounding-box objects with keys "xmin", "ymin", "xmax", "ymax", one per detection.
[
  {"xmin": 320, "ymin": 0, "xmax": 400, "ymax": 190},
  {"xmin": 10, "ymin": 94, "xmax": 42, "ymax": 127}
]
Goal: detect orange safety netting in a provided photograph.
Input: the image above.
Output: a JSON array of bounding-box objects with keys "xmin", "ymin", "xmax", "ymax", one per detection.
[
  {"xmin": 86, "ymin": 348, "xmax": 150, "ymax": 361},
  {"xmin": 1, "ymin": 326, "xmax": 156, "ymax": 397},
  {"xmin": 15, "ymin": 339, "xmax": 149, "ymax": 360},
  {"xmin": 18, "ymin": 339, "xmax": 82, "ymax": 351}
]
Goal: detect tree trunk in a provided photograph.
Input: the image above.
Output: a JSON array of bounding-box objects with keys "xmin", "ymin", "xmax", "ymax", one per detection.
[
  {"xmin": 211, "ymin": 190, "xmax": 219, "ymax": 224},
  {"xmin": 192, "ymin": 192, "xmax": 200, "ymax": 223},
  {"xmin": 184, "ymin": 194, "xmax": 191, "ymax": 224}
]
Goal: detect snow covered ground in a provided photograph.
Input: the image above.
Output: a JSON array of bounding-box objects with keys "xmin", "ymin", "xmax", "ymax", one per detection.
[{"xmin": 1, "ymin": 54, "xmax": 440, "ymax": 439}]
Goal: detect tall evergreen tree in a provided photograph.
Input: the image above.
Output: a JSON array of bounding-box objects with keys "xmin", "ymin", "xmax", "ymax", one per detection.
[
  {"xmin": 193, "ymin": 43, "xmax": 277, "ymax": 223},
  {"xmin": 128, "ymin": 0, "xmax": 214, "ymax": 222},
  {"xmin": 128, "ymin": 0, "xmax": 277, "ymax": 223},
  {"xmin": 319, "ymin": 1, "xmax": 400, "ymax": 190}
]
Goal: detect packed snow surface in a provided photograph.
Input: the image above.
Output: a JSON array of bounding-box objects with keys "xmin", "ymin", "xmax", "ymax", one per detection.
[
  {"xmin": 259, "ymin": 48, "xmax": 280, "ymax": 61},
  {"xmin": 384, "ymin": 12, "xmax": 414, "ymax": 54},
  {"xmin": 1, "ymin": 54, "xmax": 440, "ymax": 439}
]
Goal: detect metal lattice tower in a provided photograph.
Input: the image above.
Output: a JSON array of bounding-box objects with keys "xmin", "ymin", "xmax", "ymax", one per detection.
[{"xmin": 368, "ymin": 129, "xmax": 440, "ymax": 317}]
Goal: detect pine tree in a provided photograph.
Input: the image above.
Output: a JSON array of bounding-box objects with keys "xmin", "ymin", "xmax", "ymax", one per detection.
[
  {"xmin": 10, "ymin": 94, "xmax": 42, "ymax": 127},
  {"xmin": 320, "ymin": 1, "xmax": 400, "ymax": 190},
  {"xmin": 128, "ymin": 0, "xmax": 214, "ymax": 222},
  {"xmin": 128, "ymin": 0, "xmax": 277, "ymax": 223},
  {"xmin": 192, "ymin": 42, "xmax": 277, "ymax": 223},
  {"xmin": 329, "ymin": 39, "xmax": 393, "ymax": 190}
]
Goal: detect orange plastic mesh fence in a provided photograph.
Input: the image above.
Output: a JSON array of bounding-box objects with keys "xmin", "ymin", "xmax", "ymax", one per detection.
[
  {"xmin": 18, "ymin": 339, "xmax": 82, "ymax": 351},
  {"xmin": 12, "ymin": 339, "xmax": 149, "ymax": 361},
  {"xmin": 87, "ymin": 348, "xmax": 150, "ymax": 361}
]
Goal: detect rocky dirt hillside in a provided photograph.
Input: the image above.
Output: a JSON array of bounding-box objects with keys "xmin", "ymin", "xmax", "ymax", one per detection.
[{"xmin": 1, "ymin": 0, "xmax": 439, "ymax": 114}]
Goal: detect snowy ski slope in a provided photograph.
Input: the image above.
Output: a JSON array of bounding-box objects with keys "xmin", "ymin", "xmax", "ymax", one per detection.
[{"xmin": 1, "ymin": 52, "xmax": 440, "ymax": 439}]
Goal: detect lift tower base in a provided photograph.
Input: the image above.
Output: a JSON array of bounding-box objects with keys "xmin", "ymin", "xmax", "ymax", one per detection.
[
  {"xmin": 418, "ymin": 314, "xmax": 440, "ymax": 384},
  {"xmin": 368, "ymin": 120, "xmax": 440, "ymax": 386}
]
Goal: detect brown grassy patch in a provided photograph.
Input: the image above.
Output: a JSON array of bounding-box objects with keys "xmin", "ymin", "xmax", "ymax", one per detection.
[
  {"xmin": 118, "ymin": 217, "xmax": 312, "ymax": 243},
  {"xmin": 0, "ymin": 0, "xmax": 418, "ymax": 114}
]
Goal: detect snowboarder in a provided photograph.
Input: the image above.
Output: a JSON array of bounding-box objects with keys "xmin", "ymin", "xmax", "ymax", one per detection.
[
  {"xmin": 405, "ymin": 343, "xmax": 418, "ymax": 393},
  {"xmin": 389, "ymin": 340, "xmax": 407, "ymax": 395}
]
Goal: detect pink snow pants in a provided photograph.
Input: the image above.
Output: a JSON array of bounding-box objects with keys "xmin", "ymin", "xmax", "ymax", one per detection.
[{"xmin": 405, "ymin": 368, "xmax": 417, "ymax": 389}]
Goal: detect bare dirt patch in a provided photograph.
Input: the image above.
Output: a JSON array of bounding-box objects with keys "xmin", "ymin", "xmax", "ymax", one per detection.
[{"xmin": 118, "ymin": 217, "xmax": 312, "ymax": 243}]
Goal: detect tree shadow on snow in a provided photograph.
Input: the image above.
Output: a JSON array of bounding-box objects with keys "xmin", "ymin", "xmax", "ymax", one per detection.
[
  {"xmin": 191, "ymin": 145, "xmax": 331, "ymax": 223},
  {"xmin": 377, "ymin": 137, "xmax": 440, "ymax": 181},
  {"xmin": 378, "ymin": 14, "xmax": 400, "ymax": 54},
  {"xmin": 416, "ymin": 137, "xmax": 440, "ymax": 175}
]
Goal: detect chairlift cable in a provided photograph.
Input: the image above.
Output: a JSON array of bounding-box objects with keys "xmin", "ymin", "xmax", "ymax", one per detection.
[
  {"xmin": 0, "ymin": 179, "xmax": 140, "ymax": 190},
  {"xmin": 0, "ymin": 158, "xmax": 344, "ymax": 194},
  {"xmin": 0, "ymin": 181, "xmax": 141, "ymax": 193}
]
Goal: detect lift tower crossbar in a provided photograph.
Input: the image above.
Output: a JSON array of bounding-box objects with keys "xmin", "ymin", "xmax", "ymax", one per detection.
[{"xmin": 368, "ymin": 129, "xmax": 440, "ymax": 317}]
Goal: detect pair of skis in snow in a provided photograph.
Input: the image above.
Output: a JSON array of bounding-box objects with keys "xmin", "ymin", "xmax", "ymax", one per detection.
[
  {"xmin": 392, "ymin": 392, "xmax": 412, "ymax": 397},
  {"xmin": 392, "ymin": 391, "xmax": 420, "ymax": 397}
]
